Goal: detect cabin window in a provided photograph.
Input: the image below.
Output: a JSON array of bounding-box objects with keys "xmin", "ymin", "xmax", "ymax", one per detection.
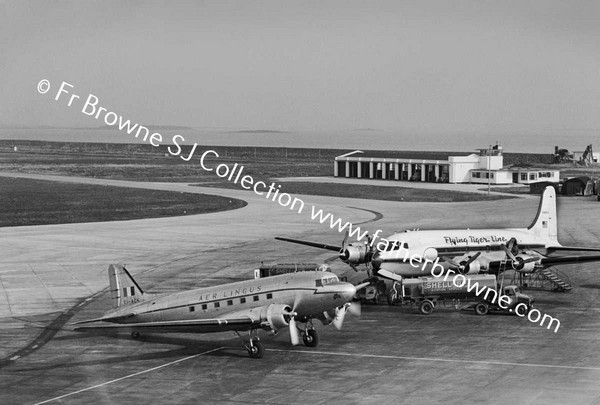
[
  {"xmin": 130, "ymin": 286, "xmax": 135, "ymax": 296},
  {"xmin": 189, "ymin": 306, "xmax": 195, "ymax": 312},
  {"xmin": 123, "ymin": 287, "xmax": 128, "ymax": 297},
  {"xmin": 201, "ymin": 304, "xmax": 207, "ymax": 310},
  {"xmin": 521, "ymin": 173, "xmax": 527, "ymax": 181},
  {"xmin": 266, "ymin": 293, "xmax": 273, "ymax": 299},
  {"xmin": 240, "ymin": 297, "xmax": 246, "ymax": 304},
  {"xmin": 383, "ymin": 241, "xmax": 402, "ymax": 251},
  {"xmin": 253, "ymin": 295, "xmax": 259, "ymax": 301},
  {"xmin": 214, "ymin": 302, "xmax": 220, "ymax": 308},
  {"xmin": 315, "ymin": 280, "xmax": 323, "ymax": 287},
  {"xmin": 227, "ymin": 300, "xmax": 233, "ymax": 306}
]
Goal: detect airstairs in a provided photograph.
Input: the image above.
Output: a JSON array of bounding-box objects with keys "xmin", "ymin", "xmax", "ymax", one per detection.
[{"xmin": 509, "ymin": 267, "xmax": 573, "ymax": 292}]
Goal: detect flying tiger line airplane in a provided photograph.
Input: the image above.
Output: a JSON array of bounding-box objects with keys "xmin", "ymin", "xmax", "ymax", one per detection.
[
  {"xmin": 74, "ymin": 265, "xmax": 363, "ymax": 358},
  {"xmin": 276, "ymin": 186, "xmax": 600, "ymax": 280}
]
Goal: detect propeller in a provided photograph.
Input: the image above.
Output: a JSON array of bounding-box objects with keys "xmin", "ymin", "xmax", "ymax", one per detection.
[
  {"xmin": 288, "ymin": 314, "xmax": 300, "ymax": 345},
  {"xmin": 288, "ymin": 295, "xmax": 302, "ymax": 345},
  {"xmin": 500, "ymin": 239, "xmax": 539, "ymax": 271},
  {"xmin": 332, "ymin": 301, "xmax": 361, "ymax": 330},
  {"xmin": 441, "ymin": 252, "xmax": 481, "ymax": 274},
  {"xmin": 332, "ymin": 305, "xmax": 348, "ymax": 330}
]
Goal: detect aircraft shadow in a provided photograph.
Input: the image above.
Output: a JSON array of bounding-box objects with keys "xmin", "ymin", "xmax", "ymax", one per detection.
[{"xmin": 15, "ymin": 331, "xmax": 290, "ymax": 372}]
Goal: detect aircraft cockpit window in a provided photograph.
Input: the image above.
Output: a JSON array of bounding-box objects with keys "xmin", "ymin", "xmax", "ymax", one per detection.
[
  {"xmin": 382, "ymin": 241, "xmax": 406, "ymax": 251},
  {"xmin": 316, "ymin": 275, "xmax": 339, "ymax": 287},
  {"xmin": 382, "ymin": 242, "xmax": 395, "ymax": 251}
]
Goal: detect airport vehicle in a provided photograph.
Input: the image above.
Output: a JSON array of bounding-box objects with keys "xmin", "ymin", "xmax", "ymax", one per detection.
[
  {"xmin": 276, "ymin": 186, "xmax": 600, "ymax": 281},
  {"xmin": 75, "ymin": 265, "xmax": 359, "ymax": 358},
  {"xmin": 354, "ymin": 277, "xmax": 387, "ymax": 304},
  {"xmin": 386, "ymin": 274, "xmax": 534, "ymax": 315}
]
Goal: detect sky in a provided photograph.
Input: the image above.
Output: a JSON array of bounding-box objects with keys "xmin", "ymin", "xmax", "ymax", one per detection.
[{"xmin": 1, "ymin": 0, "xmax": 600, "ymax": 138}]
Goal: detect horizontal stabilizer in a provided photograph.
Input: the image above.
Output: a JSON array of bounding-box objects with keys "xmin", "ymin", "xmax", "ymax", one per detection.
[{"xmin": 72, "ymin": 313, "xmax": 135, "ymax": 325}]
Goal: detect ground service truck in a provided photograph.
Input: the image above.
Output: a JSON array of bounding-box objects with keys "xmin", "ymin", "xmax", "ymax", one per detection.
[{"xmin": 386, "ymin": 274, "xmax": 534, "ymax": 315}]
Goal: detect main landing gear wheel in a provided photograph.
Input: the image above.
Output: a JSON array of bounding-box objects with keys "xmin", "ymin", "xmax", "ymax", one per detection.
[
  {"xmin": 419, "ymin": 300, "xmax": 434, "ymax": 315},
  {"xmin": 302, "ymin": 329, "xmax": 319, "ymax": 347},
  {"xmin": 247, "ymin": 338, "xmax": 264, "ymax": 359}
]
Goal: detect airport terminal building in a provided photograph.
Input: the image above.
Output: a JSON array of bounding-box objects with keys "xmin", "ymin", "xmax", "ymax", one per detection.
[{"xmin": 334, "ymin": 145, "xmax": 560, "ymax": 185}]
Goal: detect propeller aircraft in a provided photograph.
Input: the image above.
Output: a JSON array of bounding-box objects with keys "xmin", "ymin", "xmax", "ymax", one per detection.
[
  {"xmin": 276, "ymin": 186, "xmax": 600, "ymax": 281},
  {"xmin": 75, "ymin": 265, "xmax": 363, "ymax": 358}
]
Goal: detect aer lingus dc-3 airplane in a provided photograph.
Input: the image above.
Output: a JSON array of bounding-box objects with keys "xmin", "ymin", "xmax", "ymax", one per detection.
[
  {"xmin": 277, "ymin": 186, "xmax": 600, "ymax": 280},
  {"xmin": 75, "ymin": 265, "xmax": 362, "ymax": 358}
]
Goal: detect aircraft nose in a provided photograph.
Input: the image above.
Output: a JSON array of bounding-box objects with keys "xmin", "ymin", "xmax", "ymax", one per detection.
[{"xmin": 340, "ymin": 282, "xmax": 357, "ymax": 301}]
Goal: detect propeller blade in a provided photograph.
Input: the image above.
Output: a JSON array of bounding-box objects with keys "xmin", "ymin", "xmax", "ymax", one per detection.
[
  {"xmin": 289, "ymin": 317, "xmax": 300, "ymax": 346},
  {"xmin": 332, "ymin": 306, "xmax": 347, "ymax": 330},
  {"xmin": 463, "ymin": 252, "xmax": 481, "ymax": 267},
  {"xmin": 506, "ymin": 237, "xmax": 518, "ymax": 254},
  {"xmin": 341, "ymin": 230, "xmax": 349, "ymax": 250},
  {"xmin": 348, "ymin": 301, "xmax": 361, "ymax": 317},
  {"xmin": 292, "ymin": 294, "xmax": 301, "ymax": 312},
  {"xmin": 441, "ymin": 256, "xmax": 460, "ymax": 268},
  {"xmin": 501, "ymin": 244, "xmax": 518, "ymax": 262}
]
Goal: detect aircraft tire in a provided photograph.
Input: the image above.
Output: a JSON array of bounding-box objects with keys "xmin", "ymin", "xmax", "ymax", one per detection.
[
  {"xmin": 475, "ymin": 303, "xmax": 489, "ymax": 316},
  {"xmin": 419, "ymin": 300, "xmax": 434, "ymax": 315},
  {"xmin": 303, "ymin": 329, "xmax": 319, "ymax": 347},
  {"xmin": 248, "ymin": 340, "xmax": 264, "ymax": 359}
]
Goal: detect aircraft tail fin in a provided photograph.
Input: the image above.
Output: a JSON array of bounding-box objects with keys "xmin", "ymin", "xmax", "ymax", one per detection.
[
  {"xmin": 108, "ymin": 264, "xmax": 145, "ymax": 308},
  {"xmin": 527, "ymin": 186, "xmax": 558, "ymax": 244}
]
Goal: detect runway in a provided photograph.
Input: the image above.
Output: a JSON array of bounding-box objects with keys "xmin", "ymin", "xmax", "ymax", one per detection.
[{"xmin": 2, "ymin": 173, "xmax": 600, "ymax": 404}]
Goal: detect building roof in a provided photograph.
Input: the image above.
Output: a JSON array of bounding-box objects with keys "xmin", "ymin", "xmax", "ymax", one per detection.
[{"xmin": 335, "ymin": 150, "xmax": 475, "ymax": 161}]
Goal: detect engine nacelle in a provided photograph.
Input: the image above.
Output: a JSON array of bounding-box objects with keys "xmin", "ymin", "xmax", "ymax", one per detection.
[
  {"xmin": 461, "ymin": 260, "xmax": 481, "ymax": 274},
  {"xmin": 340, "ymin": 243, "xmax": 368, "ymax": 263},
  {"xmin": 513, "ymin": 254, "xmax": 537, "ymax": 273},
  {"xmin": 261, "ymin": 304, "xmax": 292, "ymax": 330}
]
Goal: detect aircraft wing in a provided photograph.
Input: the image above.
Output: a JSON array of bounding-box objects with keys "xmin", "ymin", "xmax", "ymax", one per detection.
[
  {"xmin": 275, "ymin": 237, "xmax": 341, "ymax": 252},
  {"xmin": 539, "ymin": 254, "xmax": 600, "ymax": 267},
  {"xmin": 74, "ymin": 317, "xmax": 260, "ymax": 334},
  {"xmin": 547, "ymin": 246, "xmax": 600, "ymax": 253}
]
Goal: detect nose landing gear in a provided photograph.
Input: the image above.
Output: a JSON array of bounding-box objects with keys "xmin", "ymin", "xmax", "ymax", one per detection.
[{"xmin": 300, "ymin": 320, "xmax": 319, "ymax": 347}]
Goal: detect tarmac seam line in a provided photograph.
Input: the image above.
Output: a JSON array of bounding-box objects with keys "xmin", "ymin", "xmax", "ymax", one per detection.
[
  {"xmin": 32, "ymin": 347, "xmax": 225, "ymax": 405},
  {"xmin": 267, "ymin": 348, "xmax": 600, "ymax": 372}
]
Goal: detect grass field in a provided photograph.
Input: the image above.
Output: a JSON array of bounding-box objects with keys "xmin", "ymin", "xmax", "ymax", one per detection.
[
  {"xmin": 0, "ymin": 141, "xmax": 537, "ymax": 227},
  {"xmin": 0, "ymin": 177, "xmax": 246, "ymax": 227},
  {"xmin": 198, "ymin": 181, "xmax": 515, "ymax": 202}
]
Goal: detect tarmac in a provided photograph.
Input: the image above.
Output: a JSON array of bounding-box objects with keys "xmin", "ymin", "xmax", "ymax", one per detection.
[{"xmin": 1, "ymin": 172, "xmax": 600, "ymax": 404}]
